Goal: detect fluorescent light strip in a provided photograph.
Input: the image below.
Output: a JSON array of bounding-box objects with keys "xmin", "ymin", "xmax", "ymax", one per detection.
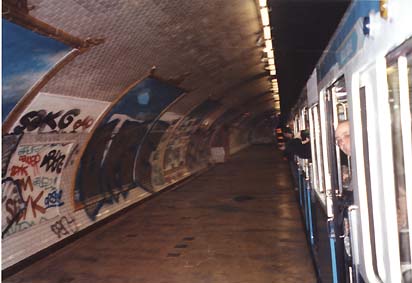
[
  {"xmin": 259, "ymin": 0, "xmax": 267, "ymax": 7},
  {"xmin": 260, "ymin": 7, "xmax": 269, "ymax": 26},
  {"xmin": 263, "ymin": 26, "xmax": 271, "ymax": 40},
  {"xmin": 265, "ymin": 40, "xmax": 272, "ymax": 50}
]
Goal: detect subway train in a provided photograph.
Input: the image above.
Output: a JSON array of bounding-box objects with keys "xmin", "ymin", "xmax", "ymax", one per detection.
[{"xmin": 287, "ymin": 0, "xmax": 412, "ymax": 282}]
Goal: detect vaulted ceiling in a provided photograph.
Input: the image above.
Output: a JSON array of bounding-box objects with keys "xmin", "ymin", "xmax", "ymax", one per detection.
[
  {"xmin": 3, "ymin": 0, "xmax": 282, "ymax": 130},
  {"xmin": 3, "ymin": 0, "xmax": 350, "ymax": 130}
]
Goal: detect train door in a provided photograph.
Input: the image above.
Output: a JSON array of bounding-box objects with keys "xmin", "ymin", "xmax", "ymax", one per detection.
[
  {"xmin": 309, "ymin": 104, "xmax": 326, "ymax": 202},
  {"xmin": 323, "ymin": 76, "xmax": 351, "ymax": 283},
  {"xmin": 299, "ymin": 107, "xmax": 315, "ymax": 245},
  {"xmin": 386, "ymin": 41, "xmax": 412, "ymax": 282},
  {"xmin": 352, "ymin": 63, "xmax": 390, "ymax": 283},
  {"xmin": 309, "ymin": 102, "xmax": 336, "ymax": 282},
  {"xmin": 351, "ymin": 55, "xmax": 407, "ymax": 282},
  {"xmin": 331, "ymin": 78, "xmax": 353, "ymax": 283}
]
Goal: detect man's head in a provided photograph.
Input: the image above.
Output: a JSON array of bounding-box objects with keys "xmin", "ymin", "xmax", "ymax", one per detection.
[
  {"xmin": 335, "ymin": 120, "xmax": 351, "ymax": 156},
  {"xmin": 300, "ymin": 130, "xmax": 310, "ymax": 142},
  {"xmin": 283, "ymin": 127, "xmax": 293, "ymax": 139}
]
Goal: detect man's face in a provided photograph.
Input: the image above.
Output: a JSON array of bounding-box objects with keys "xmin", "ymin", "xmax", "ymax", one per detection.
[{"xmin": 335, "ymin": 122, "xmax": 351, "ymax": 156}]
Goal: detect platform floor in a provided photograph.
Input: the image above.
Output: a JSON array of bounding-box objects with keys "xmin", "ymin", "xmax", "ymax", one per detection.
[{"xmin": 4, "ymin": 145, "xmax": 316, "ymax": 283}]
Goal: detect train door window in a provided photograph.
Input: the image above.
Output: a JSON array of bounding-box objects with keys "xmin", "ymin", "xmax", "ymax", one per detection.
[
  {"xmin": 330, "ymin": 77, "xmax": 350, "ymax": 197},
  {"xmin": 309, "ymin": 106, "xmax": 320, "ymax": 191},
  {"xmin": 387, "ymin": 49, "xmax": 412, "ymax": 280},
  {"xmin": 300, "ymin": 107, "xmax": 310, "ymax": 170},
  {"xmin": 320, "ymin": 88, "xmax": 335, "ymax": 216},
  {"xmin": 314, "ymin": 104, "xmax": 326, "ymax": 203},
  {"xmin": 336, "ymin": 103, "xmax": 351, "ymax": 192},
  {"xmin": 294, "ymin": 114, "xmax": 300, "ymax": 136},
  {"xmin": 303, "ymin": 107, "xmax": 310, "ymax": 130}
]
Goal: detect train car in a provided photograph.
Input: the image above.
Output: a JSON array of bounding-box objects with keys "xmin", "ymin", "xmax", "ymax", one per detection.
[{"xmin": 288, "ymin": 0, "xmax": 412, "ymax": 282}]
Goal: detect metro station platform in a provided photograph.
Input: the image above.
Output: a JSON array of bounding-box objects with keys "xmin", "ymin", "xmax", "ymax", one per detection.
[{"xmin": 3, "ymin": 145, "xmax": 316, "ymax": 283}]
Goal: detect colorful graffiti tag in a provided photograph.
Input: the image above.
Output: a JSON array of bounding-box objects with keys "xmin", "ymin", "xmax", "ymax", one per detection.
[
  {"xmin": 11, "ymin": 93, "xmax": 110, "ymax": 134},
  {"xmin": 2, "ymin": 143, "xmax": 72, "ymax": 238}
]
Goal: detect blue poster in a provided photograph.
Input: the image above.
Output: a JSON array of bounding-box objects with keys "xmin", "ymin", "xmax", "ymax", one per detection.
[
  {"xmin": 76, "ymin": 77, "xmax": 184, "ymax": 211},
  {"xmin": 2, "ymin": 19, "xmax": 70, "ymax": 121}
]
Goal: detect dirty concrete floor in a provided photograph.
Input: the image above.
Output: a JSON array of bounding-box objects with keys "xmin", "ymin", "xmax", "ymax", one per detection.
[{"xmin": 3, "ymin": 145, "xmax": 317, "ymax": 283}]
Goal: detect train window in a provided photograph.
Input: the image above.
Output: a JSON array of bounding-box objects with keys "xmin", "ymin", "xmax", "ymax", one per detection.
[
  {"xmin": 401, "ymin": 51, "xmax": 412, "ymax": 282},
  {"xmin": 331, "ymin": 78, "xmax": 350, "ymax": 197},
  {"xmin": 302, "ymin": 107, "xmax": 310, "ymax": 130},
  {"xmin": 387, "ymin": 53, "xmax": 412, "ymax": 279},
  {"xmin": 320, "ymin": 78, "xmax": 346, "ymax": 200},
  {"xmin": 313, "ymin": 105, "xmax": 326, "ymax": 196},
  {"xmin": 300, "ymin": 107, "xmax": 310, "ymax": 169},
  {"xmin": 294, "ymin": 114, "xmax": 300, "ymax": 135},
  {"xmin": 409, "ymin": 54, "xmax": 412, "ymax": 112},
  {"xmin": 407, "ymin": 54, "xmax": 412, "ymax": 277},
  {"xmin": 308, "ymin": 107, "xmax": 319, "ymax": 189}
]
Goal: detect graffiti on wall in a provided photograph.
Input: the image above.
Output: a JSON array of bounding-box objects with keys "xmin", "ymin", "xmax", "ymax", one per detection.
[
  {"xmin": 11, "ymin": 93, "xmax": 110, "ymax": 134},
  {"xmin": 2, "ymin": 143, "xmax": 72, "ymax": 238},
  {"xmin": 50, "ymin": 214, "xmax": 78, "ymax": 239},
  {"xmin": 163, "ymin": 117, "xmax": 199, "ymax": 174},
  {"xmin": 2, "ymin": 19, "xmax": 71, "ymax": 121},
  {"xmin": 161, "ymin": 101, "xmax": 219, "ymax": 180},
  {"xmin": 2, "ymin": 134, "xmax": 23, "ymax": 177},
  {"xmin": 149, "ymin": 111, "xmax": 184, "ymax": 188},
  {"xmin": 75, "ymin": 77, "xmax": 184, "ymax": 218}
]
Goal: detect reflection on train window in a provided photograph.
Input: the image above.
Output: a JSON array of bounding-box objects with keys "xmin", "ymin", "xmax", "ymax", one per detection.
[{"xmin": 387, "ymin": 58, "xmax": 411, "ymax": 273}]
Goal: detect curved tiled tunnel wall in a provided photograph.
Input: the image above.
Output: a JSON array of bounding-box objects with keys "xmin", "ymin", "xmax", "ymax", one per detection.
[
  {"xmin": 2, "ymin": 0, "xmax": 274, "ymax": 269},
  {"xmin": 2, "ymin": 92, "xmax": 255, "ymax": 270}
]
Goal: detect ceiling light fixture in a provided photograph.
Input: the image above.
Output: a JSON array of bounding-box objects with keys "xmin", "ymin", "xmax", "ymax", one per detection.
[
  {"xmin": 265, "ymin": 64, "xmax": 275, "ymax": 71},
  {"xmin": 263, "ymin": 26, "xmax": 271, "ymax": 40},
  {"xmin": 265, "ymin": 40, "xmax": 272, "ymax": 52},
  {"xmin": 259, "ymin": 0, "xmax": 267, "ymax": 7},
  {"xmin": 260, "ymin": 7, "xmax": 270, "ymax": 26}
]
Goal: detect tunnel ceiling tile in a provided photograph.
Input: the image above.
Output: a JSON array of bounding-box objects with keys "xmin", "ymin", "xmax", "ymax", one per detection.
[{"xmin": 19, "ymin": 0, "xmax": 272, "ymax": 117}]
